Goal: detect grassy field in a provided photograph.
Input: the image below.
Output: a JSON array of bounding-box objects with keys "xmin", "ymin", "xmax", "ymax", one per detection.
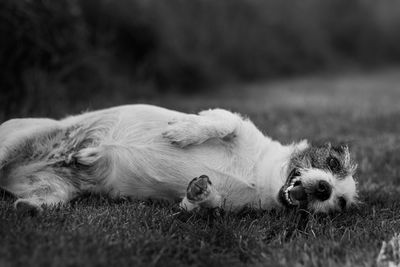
[{"xmin": 1, "ymin": 69, "xmax": 400, "ymax": 266}]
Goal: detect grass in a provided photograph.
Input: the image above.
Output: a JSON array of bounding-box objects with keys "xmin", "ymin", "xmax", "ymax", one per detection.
[{"xmin": 1, "ymin": 69, "xmax": 400, "ymax": 266}]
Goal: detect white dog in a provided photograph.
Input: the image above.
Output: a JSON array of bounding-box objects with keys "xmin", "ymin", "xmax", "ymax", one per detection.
[{"xmin": 0, "ymin": 104, "xmax": 357, "ymax": 213}]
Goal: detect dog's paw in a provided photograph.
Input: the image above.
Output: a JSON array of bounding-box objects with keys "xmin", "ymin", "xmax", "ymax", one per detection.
[
  {"xmin": 186, "ymin": 175, "xmax": 212, "ymax": 202},
  {"xmin": 180, "ymin": 175, "xmax": 212, "ymax": 211},
  {"xmin": 162, "ymin": 117, "xmax": 203, "ymax": 147},
  {"xmin": 180, "ymin": 175, "xmax": 222, "ymax": 211}
]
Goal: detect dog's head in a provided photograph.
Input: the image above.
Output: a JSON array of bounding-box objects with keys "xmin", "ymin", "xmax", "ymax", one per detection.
[{"xmin": 279, "ymin": 143, "xmax": 358, "ymax": 213}]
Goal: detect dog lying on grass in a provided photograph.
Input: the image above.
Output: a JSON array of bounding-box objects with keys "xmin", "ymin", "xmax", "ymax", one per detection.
[{"xmin": 0, "ymin": 104, "xmax": 358, "ymax": 214}]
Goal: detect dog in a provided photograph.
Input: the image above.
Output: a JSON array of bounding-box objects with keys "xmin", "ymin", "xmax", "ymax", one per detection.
[{"xmin": 0, "ymin": 104, "xmax": 358, "ymax": 213}]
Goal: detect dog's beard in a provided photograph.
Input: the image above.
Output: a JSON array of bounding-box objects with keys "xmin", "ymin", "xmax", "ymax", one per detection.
[{"xmin": 279, "ymin": 168, "xmax": 308, "ymax": 207}]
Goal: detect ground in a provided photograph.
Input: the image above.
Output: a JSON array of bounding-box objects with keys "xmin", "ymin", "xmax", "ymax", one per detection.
[{"xmin": 1, "ymin": 69, "xmax": 400, "ymax": 266}]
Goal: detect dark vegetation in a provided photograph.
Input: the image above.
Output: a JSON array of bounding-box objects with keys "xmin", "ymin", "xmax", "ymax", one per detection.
[{"xmin": 1, "ymin": 0, "xmax": 400, "ymax": 118}]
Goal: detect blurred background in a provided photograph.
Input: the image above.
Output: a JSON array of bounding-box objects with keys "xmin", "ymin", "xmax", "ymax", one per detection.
[
  {"xmin": 1, "ymin": 0, "xmax": 400, "ymax": 119},
  {"xmin": 2, "ymin": 2, "xmax": 400, "ymax": 265}
]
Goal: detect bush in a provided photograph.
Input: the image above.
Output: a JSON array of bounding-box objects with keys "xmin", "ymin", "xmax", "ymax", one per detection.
[{"xmin": 0, "ymin": 0, "xmax": 91, "ymax": 116}]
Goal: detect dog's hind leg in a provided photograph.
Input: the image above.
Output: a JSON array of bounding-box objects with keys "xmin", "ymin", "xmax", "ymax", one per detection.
[
  {"xmin": 6, "ymin": 170, "xmax": 77, "ymax": 214},
  {"xmin": 180, "ymin": 175, "xmax": 222, "ymax": 211},
  {"xmin": 162, "ymin": 109, "xmax": 242, "ymax": 148}
]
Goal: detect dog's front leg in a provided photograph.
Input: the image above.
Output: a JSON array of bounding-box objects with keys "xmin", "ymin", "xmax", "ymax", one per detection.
[
  {"xmin": 162, "ymin": 109, "xmax": 242, "ymax": 148},
  {"xmin": 180, "ymin": 175, "xmax": 222, "ymax": 211}
]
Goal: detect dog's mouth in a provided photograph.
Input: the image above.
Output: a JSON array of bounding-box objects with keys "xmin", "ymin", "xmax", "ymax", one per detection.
[{"xmin": 279, "ymin": 168, "xmax": 308, "ymax": 207}]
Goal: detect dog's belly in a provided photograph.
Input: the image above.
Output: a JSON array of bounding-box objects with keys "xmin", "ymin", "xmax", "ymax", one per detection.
[
  {"xmin": 69, "ymin": 105, "xmax": 259, "ymax": 206},
  {"xmin": 109, "ymin": 135, "xmax": 256, "ymax": 206},
  {"xmin": 110, "ymin": 143, "xmax": 241, "ymax": 201}
]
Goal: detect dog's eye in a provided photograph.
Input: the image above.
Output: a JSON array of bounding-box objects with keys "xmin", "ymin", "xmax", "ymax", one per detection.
[
  {"xmin": 327, "ymin": 157, "xmax": 340, "ymax": 172},
  {"xmin": 338, "ymin": 197, "xmax": 347, "ymax": 210}
]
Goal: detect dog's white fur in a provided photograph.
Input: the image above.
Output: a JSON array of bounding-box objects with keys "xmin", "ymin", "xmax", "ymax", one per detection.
[{"xmin": 0, "ymin": 104, "xmax": 356, "ymax": 212}]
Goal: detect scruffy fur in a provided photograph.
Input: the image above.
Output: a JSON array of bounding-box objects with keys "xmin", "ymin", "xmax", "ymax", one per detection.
[{"xmin": 0, "ymin": 104, "xmax": 357, "ymax": 213}]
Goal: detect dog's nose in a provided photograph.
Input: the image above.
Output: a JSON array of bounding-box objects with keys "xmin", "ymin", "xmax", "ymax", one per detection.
[{"xmin": 314, "ymin": 180, "xmax": 332, "ymax": 201}]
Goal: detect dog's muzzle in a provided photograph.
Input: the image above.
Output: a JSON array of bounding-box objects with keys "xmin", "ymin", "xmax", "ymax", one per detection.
[
  {"xmin": 313, "ymin": 180, "xmax": 331, "ymax": 201},
  {"xmin": 279, "ymin": 168, "xmax": 332, "ymax": 208}
]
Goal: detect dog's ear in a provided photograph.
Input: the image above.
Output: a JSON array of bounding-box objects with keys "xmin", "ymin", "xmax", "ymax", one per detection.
[
  {"xmin": 325, "ymin": 142, "xmax": 332, "ymax": 149},
  {"xmin": 331, "ymin": 143, "xmax": 349, "ymax": 154},
  {"xmin": 330, "ymin": 143, "xmax": 357, "ymax": 175},
  {"xmin": 312, "ymin": 141, "xmax": 332, "ymax": 149},
  {"xmin": 341, "ymin": 144, "xmax": 349, "ymax": 154}
]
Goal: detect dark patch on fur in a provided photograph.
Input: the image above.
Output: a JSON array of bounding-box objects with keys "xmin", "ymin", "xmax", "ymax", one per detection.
[
  {"xmin": 288, "ymin": 143, "xmax": 356, "ymax": 179},
  {"xmin": 1, "ymin": 121, "xmax": 108, "ymax": 191}
]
